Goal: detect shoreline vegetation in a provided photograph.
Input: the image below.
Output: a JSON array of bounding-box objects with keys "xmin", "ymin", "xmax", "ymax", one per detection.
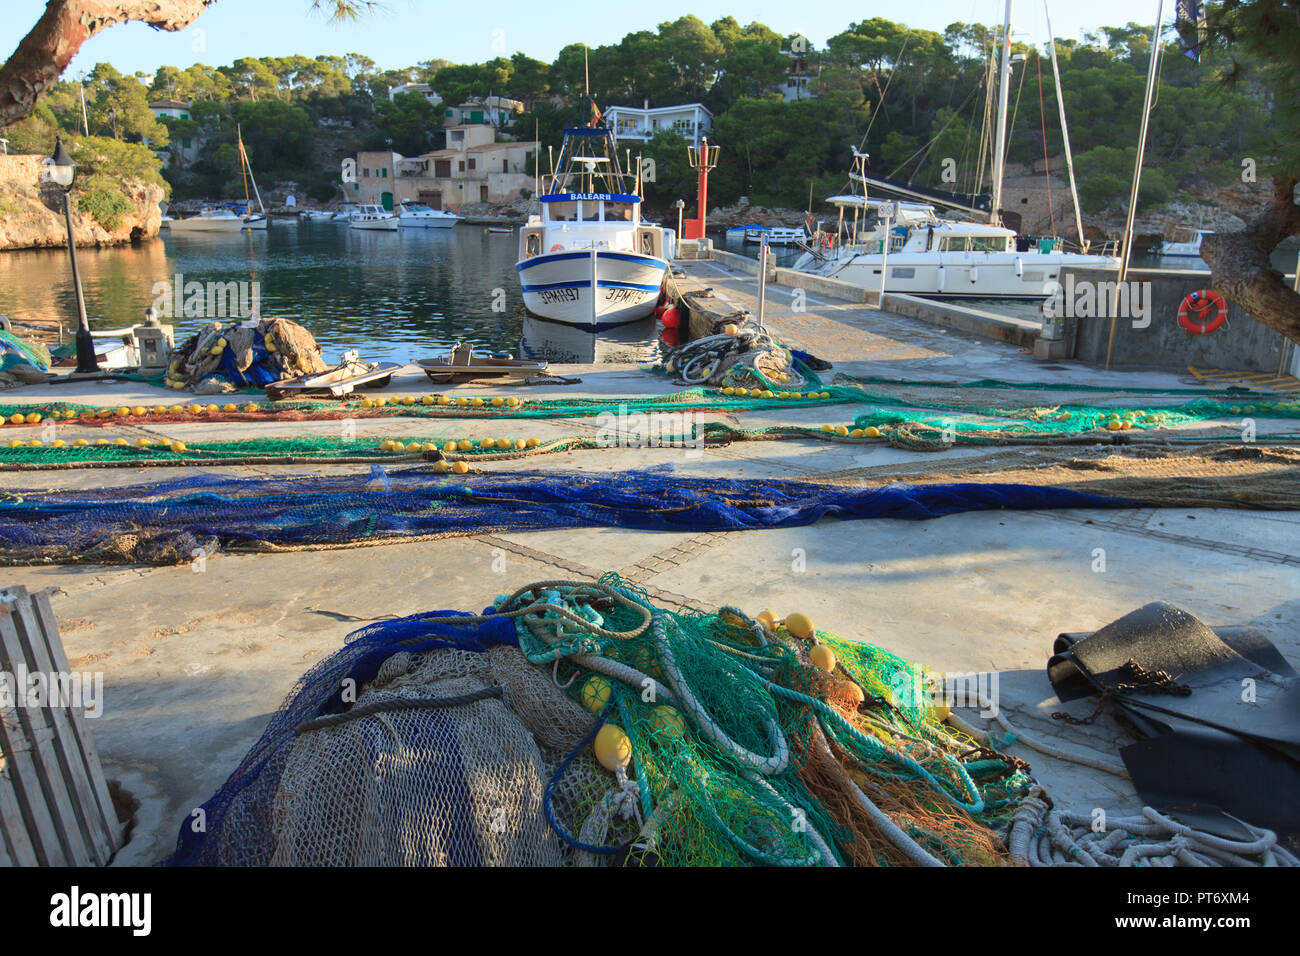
[{"xmin": 0, "ymin": 15, "xmax": 1278, "ymax": 251}]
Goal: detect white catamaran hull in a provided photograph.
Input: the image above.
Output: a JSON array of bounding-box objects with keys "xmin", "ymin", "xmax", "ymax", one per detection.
[
  {"xmin": 804, "ymin": 250, "xmax": 1119, "ymax": 298},
  {"xmin": 518, "ymin": 250, "xmax": 667, "ymax": 328}
]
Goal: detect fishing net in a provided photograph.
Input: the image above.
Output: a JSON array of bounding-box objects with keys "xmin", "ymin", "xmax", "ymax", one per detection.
[
  {"xmin": 164, "ymin": 317, "xmax": 329, "ymax": 392},
  {"xmin": 0, "ymin": 467, "xmax": 1138, "ymax": 565},
  {"xmin": 163, "ymin": 576, "xmax": 1033, "ymax": 867}
]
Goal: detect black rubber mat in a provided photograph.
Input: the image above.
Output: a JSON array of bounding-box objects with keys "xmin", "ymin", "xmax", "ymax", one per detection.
[{"xmin": 1048, "ymin": 602, "xmax": 1300, "ymax": 747}]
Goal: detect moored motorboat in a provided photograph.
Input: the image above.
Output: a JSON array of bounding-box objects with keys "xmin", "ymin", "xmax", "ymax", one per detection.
[
  {"xmin": 397, "ymin": 200, "xmax": 461, "ymax": 228},
  {"xmin": 166, "ymin": 207, "xmax": 248, "ymax": 233},
  {"xmin": 348, "ymin": 204, "xmax": 399, "ymax": 231}
]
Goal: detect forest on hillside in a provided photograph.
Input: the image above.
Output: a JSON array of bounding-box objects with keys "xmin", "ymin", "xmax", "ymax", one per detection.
[{"xmin": 0, "ymin": 15, "xmax": 1273, "ymax": 215}]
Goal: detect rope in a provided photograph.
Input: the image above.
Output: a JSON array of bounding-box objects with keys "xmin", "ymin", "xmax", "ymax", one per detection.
[{"xmin": 294, "ymin": 685, "xmax": 504, "ymax": 734}]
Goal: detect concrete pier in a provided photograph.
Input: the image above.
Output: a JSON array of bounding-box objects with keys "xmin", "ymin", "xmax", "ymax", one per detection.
[{"xmin": 1, "ymin": 265, "xmax": 1296, "ymax": 865}]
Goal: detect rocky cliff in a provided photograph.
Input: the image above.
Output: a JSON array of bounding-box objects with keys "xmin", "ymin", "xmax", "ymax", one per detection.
[{"xmin": 0, "ymin": 154, "xmax": 164, "ymax": 251}]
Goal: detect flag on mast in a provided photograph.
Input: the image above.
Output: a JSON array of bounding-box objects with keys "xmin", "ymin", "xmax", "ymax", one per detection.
[{"xmin": 1176, "ymin": 0, "xmax": 1206, "ymax": 62}]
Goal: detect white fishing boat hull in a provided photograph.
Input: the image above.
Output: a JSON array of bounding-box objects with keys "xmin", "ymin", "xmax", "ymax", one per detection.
[
  {"xmin": 797, "ymin": 249, "xmax": 1120, "ymax": 298},
  {"xmin": 242, "ymin": 215, "xmax": 268, "ymax": 230},
  {"xmin": 517, "ymin": 249, "xmax": 667, "ymax": 328}
]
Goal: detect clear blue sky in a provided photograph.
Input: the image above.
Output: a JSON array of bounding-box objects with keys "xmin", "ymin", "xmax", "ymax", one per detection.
[{"xmin": 3, "ymin": 0, "xmax": 1168, "ymax": 78}]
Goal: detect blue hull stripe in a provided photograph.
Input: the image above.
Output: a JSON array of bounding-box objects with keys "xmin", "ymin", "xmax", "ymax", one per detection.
[
  {"xmin": 516, "ymin": 251, "xmax": 669, "ymax": 272},
  {"xmin": 522, "ymin": 280, "xmax": 662, "ymax": 293}
]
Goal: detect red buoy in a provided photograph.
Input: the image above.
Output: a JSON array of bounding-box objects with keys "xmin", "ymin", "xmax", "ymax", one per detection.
[
  {"xmin": 653, "ymin": 304, "xmax": 667, "ymax": 318},
  {"xmin": 661, "ymin": 306, "xmax": 681, "ymax": 329}
]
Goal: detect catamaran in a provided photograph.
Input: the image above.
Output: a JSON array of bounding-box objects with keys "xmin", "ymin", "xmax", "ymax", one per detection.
[
  {"xmin": 516, "ymin": 103, "xmax": 668, "ymax": 329},
  {"xmin": 792, "ymin": 0, "xmax": 1120, "ymax": 299}
]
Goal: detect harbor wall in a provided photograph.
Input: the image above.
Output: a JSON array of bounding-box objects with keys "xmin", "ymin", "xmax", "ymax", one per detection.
[{"xmin": 1068, "ymin": 267, "xmax": 1296, "ymax": 374}]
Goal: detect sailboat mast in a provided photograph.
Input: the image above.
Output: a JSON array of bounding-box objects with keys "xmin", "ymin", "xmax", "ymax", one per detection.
[
  {"xmin": 238, "ymin": 124, "xmax": 251, "ymax": 207},
  {"xmin": 1044, "ymin": 2, "xmax": 1087, "ymax": 251},
  {"xmin": 990, "ymin": 0, "xmax": 1014, "ymax": 225}
]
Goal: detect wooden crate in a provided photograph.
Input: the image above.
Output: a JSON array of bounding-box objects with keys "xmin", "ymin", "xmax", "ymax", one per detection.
[{"xmin": 0, "ymin": 585, "xmax": 121, "ymax": 866}]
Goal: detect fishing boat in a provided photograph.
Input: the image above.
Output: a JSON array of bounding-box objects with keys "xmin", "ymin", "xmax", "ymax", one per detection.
[
  {"xmin": 1153, "ymin": 227, "xmax": 1212, "ymax": 259},
  {"xmin": 397, "ymin": 200, "xmax": 461, "ymax": 229},
  {"xmin": 516, "ymin": 98, "xmax": 668, "ymax": 329},
  {"xmin": 348, "ymin": 204, "xmax": 399, "ymax": 231},
  {"xmin": 415, "ymin": 341, "xmax": 547, "ymax": 382},
  {"xmin": 265, "ymin": 350, "xmax": 400, "ymax": 399}
]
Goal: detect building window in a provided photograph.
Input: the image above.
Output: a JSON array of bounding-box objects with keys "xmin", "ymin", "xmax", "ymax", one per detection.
[
  {"xmin": 468, "ymin": 158, "xmax": 476, "ymax": 170},
  {"xmin": 362, "ymin": 167, "xmax": 370, "ymax": 177},
  {"xmin": 458, "ymin": 161, "xmax": 465, "ymax": 172},
  {"xmin": 381, "ymin": 168, "xmax": 388, "ymax": 178}
]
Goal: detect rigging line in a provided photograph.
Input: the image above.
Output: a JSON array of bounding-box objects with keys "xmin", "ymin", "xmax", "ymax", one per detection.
[
  {"xmin": 1035, "ymin": 52, "xmax": 1056, "ymax": 235},
  {"xmin": 886, "ymin": 82, "xmax": 985, "ymax": 182},
  {"xmin": 859, "ymin": 26, "xmax": 914, "ymax": 149}
]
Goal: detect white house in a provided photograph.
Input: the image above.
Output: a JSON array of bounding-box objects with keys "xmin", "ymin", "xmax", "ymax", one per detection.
[
  {"xmin": 147, "ymin": 99, "xmax": 198, "ymax": 168},
  {"xmin": 603, "ymin": 103, "xmax": 712, "ymax": 150},
  {"xmin": 776, "ymin": 48, "xmax": 818, "ymax": 102},
  {"xmin": 390, "ymin": 82, "xmax": 442, "ymax": 107},
  {"xmin": 442, "ymin": 96, "xmax": 525, "ymax": 129}
]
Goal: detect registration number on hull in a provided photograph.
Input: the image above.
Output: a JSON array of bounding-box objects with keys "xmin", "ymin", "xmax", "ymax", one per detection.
[
  {"xmin": 536, "ymin": 288, "xmax": 581, "ymax": 304},
  {"xmin": 603, "ymin": 289, "xmax": 651, "ymax": 304}
]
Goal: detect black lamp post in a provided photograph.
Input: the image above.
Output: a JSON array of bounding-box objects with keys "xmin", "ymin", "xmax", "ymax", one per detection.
[{"xmin": 44, "ymin": 137, "xmax": 99, "ymax": 375}]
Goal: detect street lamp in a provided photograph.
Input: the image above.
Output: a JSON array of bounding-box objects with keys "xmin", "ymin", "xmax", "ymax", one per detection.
[{"xmin": 43, "ymin": 138, "xmax": 98, "ymax": 375}]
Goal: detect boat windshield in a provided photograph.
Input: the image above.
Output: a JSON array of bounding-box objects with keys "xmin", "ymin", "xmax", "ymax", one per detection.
[
  {"xmin": 549, "ymin": 201, "xmax": 579, "ymax": 222},
  {"xmin": 604, "ymin": 202, "xmax": 634, "ymax": 222}
]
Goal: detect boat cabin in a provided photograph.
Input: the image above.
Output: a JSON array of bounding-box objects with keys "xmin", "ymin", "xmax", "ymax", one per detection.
[{"xmin": 520, "ymin": 191, "xmax": 663, "ymax": 259}]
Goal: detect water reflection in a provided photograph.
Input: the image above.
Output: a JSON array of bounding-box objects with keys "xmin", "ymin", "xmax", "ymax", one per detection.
[
  {"xmin": 520, "ymin": 316, "xmax": 661, "ymax": 365},
  {"xmin": 0, "ymin": 221, "xmax": 535, "ymax": 363}
]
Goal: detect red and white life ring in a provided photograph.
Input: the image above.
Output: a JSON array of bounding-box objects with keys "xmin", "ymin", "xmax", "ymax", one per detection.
[{"xmin": 1177, "ymin": 289, "xmax": 1228, "ymax": 334}]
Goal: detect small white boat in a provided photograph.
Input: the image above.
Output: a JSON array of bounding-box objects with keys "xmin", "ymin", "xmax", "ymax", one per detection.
[
  {"xmin": 398, "ymin": 201, "xmax": 461, "ymax": 229},
  {"xmin": 1154, "ymin": 228, "xmax": 1212, "ymax": 259},
  {"xmin": 167, "ymin": 208, "xmax": 248, "ymax": 233},
  {"xmin": 299, "ymin": 209, "xmax": 334, "ymax": 222},
  {"xmin": 331, "ymin": 202, "xmax": 360, "ymax": 223},
  {"xmin": 516, "ymin": 105, "xmax": 668, "ymax": 329},
  {"xmin": 348, "ymin": 204, "xmax": 399, "ymax": 231},
  {"xmin": 727, "ymin": 222, "xmax": 813, "ymax": 246}
]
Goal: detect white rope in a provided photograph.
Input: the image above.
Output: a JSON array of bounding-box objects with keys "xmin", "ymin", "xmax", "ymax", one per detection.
[
  {"xmin": 947, "ymin": 698, "xmax": 1129, "ymax": 778},
  {"xmin": 1011, "ymin": 788, "xmax": 1297, "ymax": 867}
]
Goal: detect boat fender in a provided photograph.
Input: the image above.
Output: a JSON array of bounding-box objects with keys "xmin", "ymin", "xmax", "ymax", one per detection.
[
  {"xmin": 661, "ymin": 307, "xmax": 681, "ymax": 329},
  {"xmin": 1177, "ymin": 289, "xmax": 1228, "ymax": 334}
]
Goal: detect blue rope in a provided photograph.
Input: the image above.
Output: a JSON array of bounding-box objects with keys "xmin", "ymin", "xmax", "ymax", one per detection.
[{"xmin": 543, "ymin": 697, "xmax": 627, "ymax": 856}]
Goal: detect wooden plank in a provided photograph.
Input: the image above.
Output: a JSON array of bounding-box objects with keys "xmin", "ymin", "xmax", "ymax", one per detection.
[
  {"xmin": 29, "ymin": 588, "xmax": 120, "ymax": 857},
  {"xmin": 0, "ymin": 763, "xmax": 40, "ymax": 866},
  {"xmin": 0, "ymin": 597, "xmax": 73, "ymax": 866},
  {"xmin": 5, "ymin": 588, "xmax": 112, "ymax": 865}
]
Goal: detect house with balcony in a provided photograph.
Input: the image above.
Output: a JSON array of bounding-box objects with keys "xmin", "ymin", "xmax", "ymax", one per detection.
[
  {"xmin": 776, "ymin": 48, "xmax": 819, "ymax": 101},
  {"xmin": 441, "ymin": 95, "xmax": 525, "ymax": 129},
  {"xmin": 603, "ymin": 103, "xmax": 712, "ymax": 149},
  {"xmin": 349, "ymin": 132, "xmax": 538, "ymax": 210}
]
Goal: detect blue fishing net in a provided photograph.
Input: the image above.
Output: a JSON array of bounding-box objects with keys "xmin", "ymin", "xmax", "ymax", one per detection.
[{"xmin": 0, "ymin": 466, "xmax": 1137, "ymax": 565}]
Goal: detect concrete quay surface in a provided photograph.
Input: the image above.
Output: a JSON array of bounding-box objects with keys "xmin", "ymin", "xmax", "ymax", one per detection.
[{"xmin": 1, "ymin": 263, "xmax": 1296, "ymax": 866}]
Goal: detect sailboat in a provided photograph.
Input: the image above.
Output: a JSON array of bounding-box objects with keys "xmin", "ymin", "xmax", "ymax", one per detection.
[
  {"xmin": 516, "ymin": 96, "xmax": 668, "ymax": 329},
  {"xmin": 792, "ymin": 3, "xmax": 1119, "ymax": 298},
  {"xmin": 236, "ymin": 126, "xmax": 268, "ymax": 230}
]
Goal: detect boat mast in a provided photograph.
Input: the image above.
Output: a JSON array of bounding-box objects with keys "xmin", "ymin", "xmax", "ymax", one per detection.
[
  {"xmin": 237, "ymin": 125, "xmax": 266, "ymax": 215},
  {"xmin": 1044, "ymin": 1, "xmax": 1087, "ymax": 251},
  {"xmin": 1105, "ymin": 0, "xmax": 1166, "ymax": 368},
  {"xmin": 990, "ymin": 0, "xmax": 1014, "ymax": 226}
]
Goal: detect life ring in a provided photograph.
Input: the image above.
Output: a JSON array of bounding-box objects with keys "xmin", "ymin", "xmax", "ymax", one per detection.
[
  {"xmin": 549, "ymin": 243, "xmax": 564, "ymax": 252},
  {"xmin": 1177, "ymin": 289, "xmax": 1228, "ymax": 334}
]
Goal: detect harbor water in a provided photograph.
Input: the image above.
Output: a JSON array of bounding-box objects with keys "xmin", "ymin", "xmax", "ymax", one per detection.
[{"xmin": 0, "ymin": 219, "xmax": 659, "ymax": 365}]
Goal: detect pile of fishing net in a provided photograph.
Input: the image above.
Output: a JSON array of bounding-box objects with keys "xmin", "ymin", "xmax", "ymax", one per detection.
[
  {"xmin": 661, "ymin": 320, "xmax": 818, "ymax": 392},
  {"xmin": 164, "ymin": 317, "xmax": 328, "ymax": 394},
  {"xmin": 0, "ymin": 328, "xmax": 50, "ymax": 388},
  {"xmin": 163, "ymin": 577, "xmax": 1037, "ymax": 867}
]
